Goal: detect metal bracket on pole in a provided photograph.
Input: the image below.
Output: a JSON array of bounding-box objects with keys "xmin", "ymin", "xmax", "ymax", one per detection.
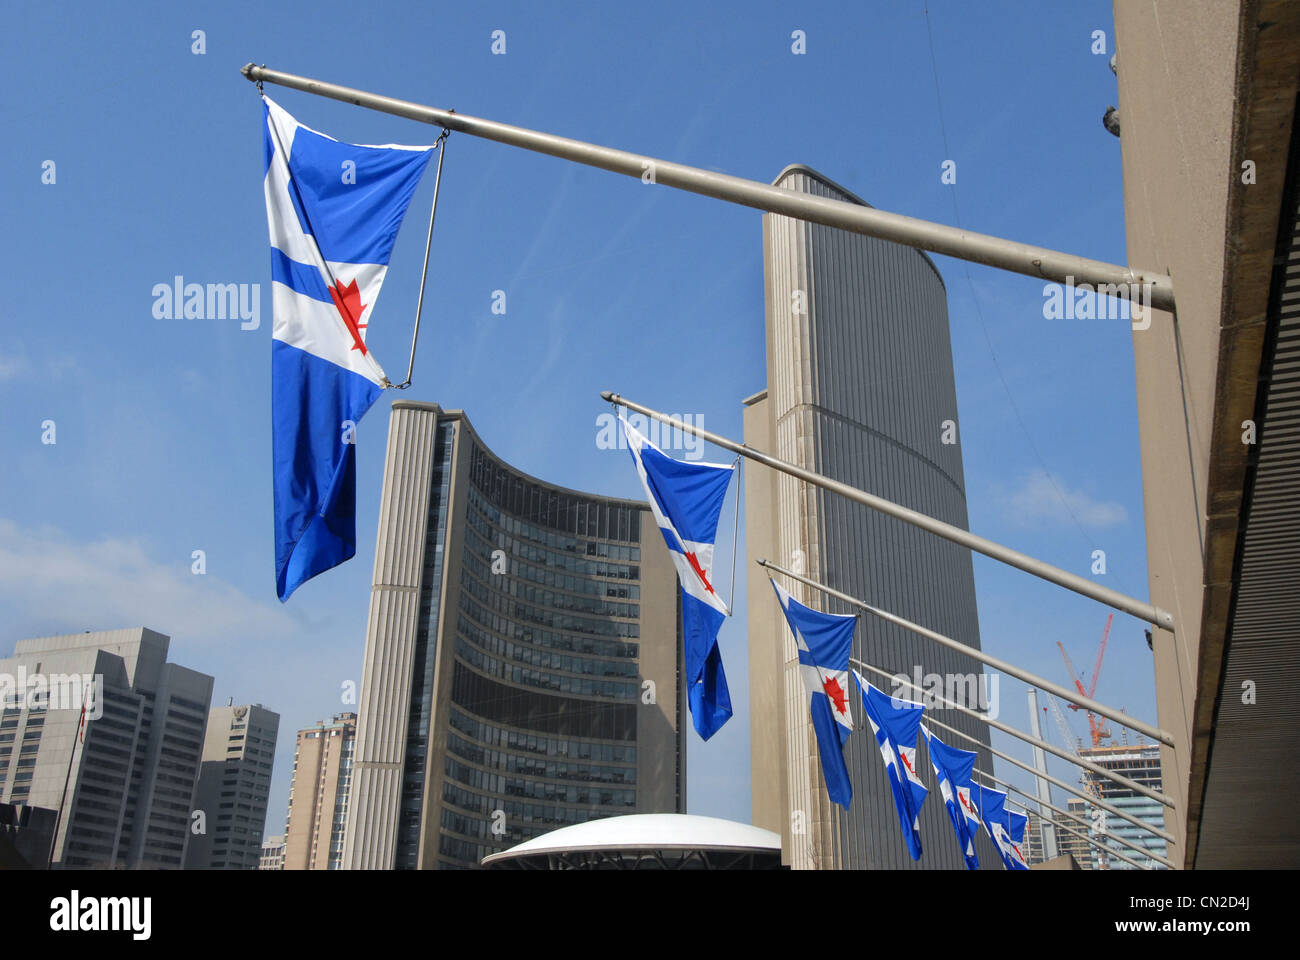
[
  {"xmin": 603, "ymin": 391, "xmax": 1175, "ymax": 632},
  {"xmin": 239, "ymin": 64, "xmax": 1174, "ymax": 314}
]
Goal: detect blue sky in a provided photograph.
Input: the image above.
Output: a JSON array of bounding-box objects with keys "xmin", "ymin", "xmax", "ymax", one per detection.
[{"xmin": 1, "ymin": 0, "xmax": 1153, "ymax": 849}]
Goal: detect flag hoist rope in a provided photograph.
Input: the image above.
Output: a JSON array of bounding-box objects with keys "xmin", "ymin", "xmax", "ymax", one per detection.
[
  {"xmin": 393, "ymin": 128, "xmax": 449, "ymax": 390},
  {"xmin": 239, "ymin": 64, "xmax": 1174, "ymax": 314},
  {"xmin": 852, "ymin": 657, "xmax": 1176, "ymax": 853}
]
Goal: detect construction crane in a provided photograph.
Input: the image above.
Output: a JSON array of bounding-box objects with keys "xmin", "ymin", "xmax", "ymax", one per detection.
[
  {"xmin": 1045, "ymin": 697, "xmax": 1080, "ymax": 755},
  {"xmin": 1057, "ymin": 613, "xmax": 1114, "ymax": 748},
  {"xmin": 1044, "ymin": 694, "xmax": 1104, "ymax": 869}
]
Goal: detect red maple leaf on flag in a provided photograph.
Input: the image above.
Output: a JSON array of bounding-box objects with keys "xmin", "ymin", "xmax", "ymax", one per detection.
[
  {"xmin": 685, "ymin": 551, "xmax": 714, "ymax": 594},
  {"xmin": 329, "ymin": 278, "xmax": 369, "ymax": 355},
  {"xmin": 899, "ymin": 750, "xmax": 917, "ymax": 776},
  {"xmin": 822, "ymin": 674, "xmax": 848, "ymax": 715}
]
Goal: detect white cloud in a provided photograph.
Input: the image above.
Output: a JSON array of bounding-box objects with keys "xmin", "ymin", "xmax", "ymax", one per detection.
[
  {"xmin": 1006, "ymin": 469, "xmax": 1127, "ymax": 528},
  {"xmin": 0, "ymin": 519, "xmax": 295, "ymax": 647},
  {"xmin": 0, "ymin": 350, "xmax": 28, "ymax": 382}
]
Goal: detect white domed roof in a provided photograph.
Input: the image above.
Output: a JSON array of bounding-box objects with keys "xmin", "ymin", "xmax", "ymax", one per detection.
[{"xmin": 482, "ymin": 814, "xmax": 780, "ymax": 866}]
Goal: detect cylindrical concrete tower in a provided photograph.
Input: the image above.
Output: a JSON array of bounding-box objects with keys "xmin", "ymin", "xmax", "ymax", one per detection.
[{"xmin": 746, "ymin": 166, "xmax": 998, "ymax": 869}]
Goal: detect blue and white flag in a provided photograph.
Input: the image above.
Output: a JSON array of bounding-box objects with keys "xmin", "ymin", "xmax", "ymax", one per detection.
[
  {"xmin": 770, "ymin": 579, "xmax": 855, "ymax": 809},
  {"xmin": 1006, "ymin": 808, "xmax": 1029, "ymax": 870},
  {"xmin": 972, "ymin": 783, "xmax": 1016, "ymax": 870},
  {"xmin": 620, "ymin": 416, "xmax": 735, "ymax": 739},
  {"xmin": 920, "ymin": 724, "xmax": 980, "ymax": 870},
  {"xmin": 854, "ymin": 672, "xmax": 928, "ymax": 860},
  {"xmin": 262, "ymin": 96, "xmax": 435, "ymax": 601}
]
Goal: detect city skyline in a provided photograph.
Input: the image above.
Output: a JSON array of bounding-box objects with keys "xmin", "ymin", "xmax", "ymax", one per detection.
[{"xmin": 3, "ymin": 0, "xmax": 1165, "ymax": 851}]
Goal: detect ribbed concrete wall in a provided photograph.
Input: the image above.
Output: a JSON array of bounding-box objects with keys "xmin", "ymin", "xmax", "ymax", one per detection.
[
  {"xmin": 752, "ymin": 166, "xmax": 997, "ymax": 869},
  {"xmin": 342, "ymin": 403, "xmax": 440, "ymax": 869}
]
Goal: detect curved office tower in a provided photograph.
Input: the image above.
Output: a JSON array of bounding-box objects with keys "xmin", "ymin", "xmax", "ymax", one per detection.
[
  {"xmin": 342, "ymin": 402, "xmax": 683, "ymax": 869},
  {"xmin": 745, "ymin": 166, "xmax": 997, "ymax": 869}
]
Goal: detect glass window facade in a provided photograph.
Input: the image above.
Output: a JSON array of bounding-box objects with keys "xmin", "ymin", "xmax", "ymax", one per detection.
[{"xmin": 401, "ymin": 424, "xmax": 671, "ymax": 869}]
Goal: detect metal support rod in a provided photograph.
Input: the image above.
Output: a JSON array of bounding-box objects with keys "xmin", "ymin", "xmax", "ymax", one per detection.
[
  {"xmin": 973, "ymin": 769, "xmax": 1154, "ymax": 871},
  {"xmin": 852, "ymin": 654, "xmax": 1176, "ymax": 823},
  {"xmin": 899, "ymin": 684, "xmax": 1177, "ymax": 851},
  {"xmin": 607, "ymin": 392, "xmax": 1175, "ymax": 632},
  {"xmin": 240, "ymin": 64, "xmax": 1174, "ymax": 313},
  {"xmin": 975, "ymin": 767, "xmax": 1154, "ymax": 871},
  {"xmin": 1025, "ymin": 689, "xmax": 1058, "ymax": 860},
  {"xmin": 394, "ymin": 132, "xmax": 448, "ymax": 390},
  {"xmin": 726, "ymin": 457, "xmax": 741, "ymax": 615},
  {"xmin": 957, "ymin": 727, "xmax": 1169, "ymax": 867},
  {"xmin": 761, "ymin": 557, "xmax": 1173, "ymax": 746}
]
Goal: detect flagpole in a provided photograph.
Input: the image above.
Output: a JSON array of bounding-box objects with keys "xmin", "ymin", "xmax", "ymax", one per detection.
[
  {"xmin": 606, "ymin": 392, "xmax": 1176, "ymax": 634},
  {"xmin": 240, "ymin": 64, "xmax": 1174, "ymax": 314},
  {"xmin": 875, "ymin": 664, "xmax": 1177, "ymax": 852},
  {"xmin": 760, "ymin": 557, "xmax": 1172, "ymax": 747},
  {"xmin": 922, "ymin": 707, "xmax": 1175, "ymax": 862},
  {"xmin": 851, "ymin": 648, "xmax": 1171, "ymax": 813},
  {"xmin": 972, "ymin": 770, "xmax": 1153, "ymax": 871},
  {"xmin": 958, "ymin": 739, "xmax": 1171, "ymax": 868}
]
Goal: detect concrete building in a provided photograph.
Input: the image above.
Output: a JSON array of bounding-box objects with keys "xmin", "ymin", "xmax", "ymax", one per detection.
[
  {"xmin": 185, "ymin": 702, "xmax": 279, "ymax": 870},
  {"xmin": 0, "ymin": 628, "xmax": 213, "ymax": 869},
  {"xmin": 1057, "ymin": 797, "xmax": 1096, "ymax": 870},
  {"xmin": 342, "ymin": 402, "xmax": 684, "ymax": 870},
  {"xmin": 1113, "ymin": 1, "xmax": 1300, "ymax": 868},
  {"xmin": 283, "ymin": 712, "xmax": 356, "ymax": 870},
  {"xmin": 259, "ymin": 834, "xmax": 285, "ymax": 870},
  {"xmin": 1024, "ymin": 810, "xmax": 1047, "ymax": 866},
  {"xmin": 0, "ymin": 801, "xmax": 56, "ymax": 869},
  {"xmin": 745, "ymin": 166, "xmax": 997, "ymax": 869}
]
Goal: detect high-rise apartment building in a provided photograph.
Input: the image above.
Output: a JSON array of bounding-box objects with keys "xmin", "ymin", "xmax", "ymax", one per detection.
[
  {"xmin": 745, "ymin": 166, "xmax": 997, "ymax": 869},
  {"xmin": 283, "ymin": 712, "xmax": 356, "ymax": 869},
  {"xmin": 185, "ymin": 702, "xmax": 279, "ymax": 870},
  {"xmin": 1024, "ymin": 810, "xmax": 1047, "ymax": 866},
  {"xmin": 342, "ymin": 402, "xmax": 684, "ymax": 869},
  {"xmin": 0, "ymin": 628, "xmax": 213, "ymax": 869},
  {"xmin": 1079, "ymin": 743, "xmax": 1167, "ymax": 870},
  {"xmin": 1057, "ymin": 797, "xmax": 1096, "ymax": 869},
  {"xmin": 259, "ymin": 834, "xmax": 285, "ymax": 870}
]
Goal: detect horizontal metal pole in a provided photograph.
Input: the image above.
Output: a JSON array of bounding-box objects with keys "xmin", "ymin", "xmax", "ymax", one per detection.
[
  {"xmin": 761, "ymin": 558, "xmax": 1173, "ymax": 747},
  {"xmin": 958, "ymin": 731, "xmax": 1173, "ymax": 867},
  {"xmin": 240, "ymin": 64, "xmax": 1174, "ymax": 312},
  {"xmin": 850, "ymin": 654, "xmax": 1175, "ymax": 815},
  {"xmin": 921, "ymin": 709, "xmax": 1175, "ymax": 855},
  {"xmin": 887, "ymin": 676, "xmax": 1176, "ymax": 849},
  {"xmin": 609, "ymin": 393, "xmax": 1175, "ymax": 632},
  {"xmin": 973, "ymin": 769, "xmax": 1155, "ymax": 871}
]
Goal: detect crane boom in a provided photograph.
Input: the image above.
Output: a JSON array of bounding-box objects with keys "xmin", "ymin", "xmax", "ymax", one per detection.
[{"xmin": 1087, "ymin": 613, "xmax": 1113, "ymax": 699}]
